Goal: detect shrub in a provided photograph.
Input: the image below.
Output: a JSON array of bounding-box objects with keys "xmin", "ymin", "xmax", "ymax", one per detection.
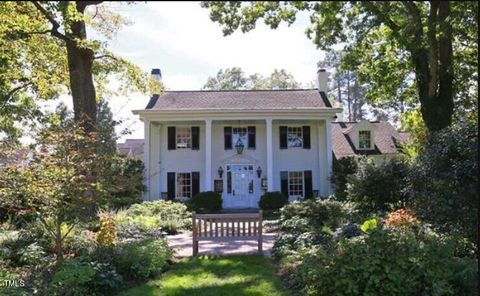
[
  {"xmin": 384, "ymin": 208, "xmax": 419, "ymax": 228},
  {"xmin": 97, "ymin": 212, "xmax": 118, "ymax": 247},
  {"xmin": 331, "ymin": 156, "xmax": 359, "ymax": 200},
  {"xmin": 188, "ymin": 191, "xmax": 222, "ymax": 213},
  {"xmin": 0, "ymin": 270, "xmax": 28, "ymax": 296},
  {"xmin": 297, "ymin": 226, "xmax": 478, "ymax": 296},
  {"xmin": 113, "ymin": 238, "xmax": 172, "ymax": 279},
  {"xmin": 50, "ymin": 261, "xmax": 95, "ymax": 296},
  {"xmin": 259, "ymin": 191, "xmax": 288, "ymax": 211},
  {"xmin": 117, "ymin": 223, "xmax": 165, "ymax": 243},
  {"xmin": 345, "ymin": 158, "xmax": 410, "ymax": 214},
  {"xmin": 69, "ymin": 230, "xmax": 98, "ymax": 257},
  {"xmin": 89, "ymin": 261, "xmax": 123, "ymax": 293},
  {"xmin": 333, "ymin": 223, "xmax": 362, "ymax": 239}
]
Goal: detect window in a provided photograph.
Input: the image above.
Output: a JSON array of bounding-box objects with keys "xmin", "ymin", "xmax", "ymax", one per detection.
[
  {"xmin": 176, "ymin": 173, "xmax": 191, "ymax": 198},
  {"xmin": 359, "ymin": 130, "xmax": 372, "ymax": 149},
  {"xmin": 232, "ymin": 127, "xmax": 248, "ymax": 147},
  {"xmin": 288, "ymin": 171, "xmax": 304, "ymax": 197},
  {"xmin": 176, "ymin": 127, "xmax": 191, "ymax": 149},
  {"xmin": 287, "ymin": 127, "xmax": 303, "ymax": 148}
]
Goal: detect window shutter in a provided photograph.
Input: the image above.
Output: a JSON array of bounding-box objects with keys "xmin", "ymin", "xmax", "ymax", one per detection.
[
  {"xmin": 303, "ymin": 126, "xmax": 311, "ymax": 149},
  {"xmin": 191, "ymin": 126, "xmax": 200, "ymax": 150},
  {"xmin": 280, "ymin": 126, "xmax": 288, "ymax": 149},
  {"xmin": 248, "ymin": 126, "xmax": 256, "ymax": 149},
  {"xmin": 304, "ymin": 170, "xmax": 313, "ymax": 199},
  {"xmin": 224, "ymin": 126, "xmax": 232, "ymax": 149},
  {"xmin": 192, "ymin": 172, "xmax": 200, "ymax": 198},
  {"xmin": 167, "ymin": 172, "xmax": 175, "ymax": 200},
  {"xmin": 280, "ymin": 171, "xmax": 289, "ymax": 197},
  {"xmin": 167, "ymin": 127, "xmax": 176, "ymax": 150}
]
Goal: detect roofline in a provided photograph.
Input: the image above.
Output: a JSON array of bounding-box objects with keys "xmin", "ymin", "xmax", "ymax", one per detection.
[
  {"xmin": 133, "ymin": 108, "xmax": 343, "ymax": 117},
  {"xmin": 158, "ymin": 88, "xmax": 320, "ymax": 93}
]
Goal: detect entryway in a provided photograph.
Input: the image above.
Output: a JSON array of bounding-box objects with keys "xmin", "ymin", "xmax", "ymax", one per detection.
[{"xmin": 223, "ymin": 164, "xmax": 259, "ymax": 209}]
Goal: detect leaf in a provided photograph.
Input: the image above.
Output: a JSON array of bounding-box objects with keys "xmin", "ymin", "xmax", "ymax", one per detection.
[{"xmin": 361, "ymin": 218, "xmax": 378, "ymax": 233}]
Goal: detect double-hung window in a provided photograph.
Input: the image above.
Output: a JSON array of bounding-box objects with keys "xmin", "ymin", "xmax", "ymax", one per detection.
[
  {"xmin": 288, "ymin": 171, "xmax": 304, "ymax": 197},
  {"xmin": 232, "ymin": 127, "xmax": 248, "ymax": 147},
  {"xmin": 287, "ymin": 127, "xmax": 303, "ymax": 148},
  {"xmin": 176, "ymin": 127, "xmax": 191, "ymax": 149},
  {"xmin": 176, "ymin": 173, "xmax": 192, "ymax": 198},
  {"xmin": 358, "ymin": 130, "xmax": 372, "ymax": 149}
]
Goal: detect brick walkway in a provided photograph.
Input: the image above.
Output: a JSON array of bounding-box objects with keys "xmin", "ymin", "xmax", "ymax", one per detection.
[{"xmin": 166, "ymin": 231, "xmax": 277, "ymax": 257}]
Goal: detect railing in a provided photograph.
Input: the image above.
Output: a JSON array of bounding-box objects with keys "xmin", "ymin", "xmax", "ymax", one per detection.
[{"xmin": 192, "ymin": 211, "xmax": 263, "ymax": 256}]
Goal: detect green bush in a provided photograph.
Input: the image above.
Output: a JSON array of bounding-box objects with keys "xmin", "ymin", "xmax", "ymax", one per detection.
[
  {"xmin": 188, "ymin": 191, "xmax": 222, "ymax": 213},
  {"xmin": 345, "ymin": 158, "xmax": 410, "ymax": 215},
  {"xmin": 113, "ymin": 238, "xmax": 172, "ymax": 279},
  {"xmin": 331, "ymin": 156, "xmax": 359, "ymax": 200},
  {"xmin": 259, "ymin": 191, "xmax": 288, "ymax": 211},
  {"xmin": 0, "ymin": 270, "xmax": 28, "ymax": 296},
  {"xmin": 50, "ymin": 261, "xmax": 95, "ymax": 296},
  {"xmin": 297, "ymin": 226, "xmax": 478, "ymax": 296}
]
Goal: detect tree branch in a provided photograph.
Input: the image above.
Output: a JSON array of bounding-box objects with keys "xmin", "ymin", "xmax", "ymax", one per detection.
[
  {"xmin": 30, "ymin": 1, "xmax": 69, "ymax": 42},
  {"xmin": 3, "ymin": 81, "xmax": 33, "ymax": 103},
  {"xmin": 93, "ymin": 54, "xmax": 119, "ymax": 61},
  {"xmin": 61, "ymin": 223, "xmax": 77, "ymax": 241}
]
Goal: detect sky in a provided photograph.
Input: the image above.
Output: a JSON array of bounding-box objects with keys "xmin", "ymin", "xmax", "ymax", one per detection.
[{"xmin": 38, "ymin": 1, "xmax": 329, "ymax": 144}]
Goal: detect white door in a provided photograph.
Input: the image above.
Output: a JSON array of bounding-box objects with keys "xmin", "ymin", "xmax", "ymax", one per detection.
[{"xmin": 224, "ymin": 164, "xmax": 256, "ymax": 208}]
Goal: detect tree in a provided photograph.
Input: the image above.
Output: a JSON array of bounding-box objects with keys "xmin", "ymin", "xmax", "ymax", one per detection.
[
  {"xmin": 203, "ymin": 67, "xmax": 301, "ymax": 90},
  {"xmin": 0, "ymin": 1, "xmax": 160, "ymax": 137},
  {"xmin": 201, "ymin": 1, "xmax": 478, "ymax": 132}
]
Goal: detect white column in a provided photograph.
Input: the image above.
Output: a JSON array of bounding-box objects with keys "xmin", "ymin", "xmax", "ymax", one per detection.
[
  {"xmin": 205, "ymin": 119, "xmax": 212, "ymax": 191},
  {"xmin": 144, "ymin": 119, "xmax": 151, "ymax": 201},
  {"xmin": 325, "ymin": 119, "xmax": 333, "ymax": 195},
  {"xmin": 266, "ymin": 118, "xmax": 274, "ymax": 191}
]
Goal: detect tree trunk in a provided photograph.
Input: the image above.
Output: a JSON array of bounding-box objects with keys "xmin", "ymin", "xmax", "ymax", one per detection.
[
  {"xmin": 347, "ymin": 71, "xmax": 351, "ymax": 121},
  {"xmin": 55, "ymin": 216, "xmax": 63, "ymax": 263},
  {"xmin": 64, "ymin": 2, "xmax": 97, "ymax": 133}
]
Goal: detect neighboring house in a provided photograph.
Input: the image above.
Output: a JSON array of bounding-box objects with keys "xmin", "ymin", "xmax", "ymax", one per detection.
[
  {"xmin": 332, "ymin": 120, "xmax": 409, "ymax": 164},
  {"xmin": 117, "ymin": 139, "xmax": 144, "ymax": 160},
  {"xmin": 133, "ymin": 69, "xmax": 341, "ymax": 208}
]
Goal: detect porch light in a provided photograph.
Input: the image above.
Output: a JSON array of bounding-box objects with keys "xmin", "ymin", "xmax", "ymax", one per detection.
[
  {"xmin": 218, "ymin": 166, "xmax": 224, "ymax": 178},
  {"xmin": 256, "ymin": 166, "xmax": 262, "ymax": 178},
  {"xmin": 235, "ymin": 138, "xmax": 244, "ymax": 154}
]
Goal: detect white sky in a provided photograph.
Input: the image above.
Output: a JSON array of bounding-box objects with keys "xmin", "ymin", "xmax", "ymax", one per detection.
[{"xmin": 36, "ymin": 2, "xmax": 329, "ymax": 143}]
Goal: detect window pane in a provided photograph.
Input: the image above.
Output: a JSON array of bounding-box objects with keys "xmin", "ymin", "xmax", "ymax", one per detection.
[
  {"xmin": 287, "ymin": 127, "xmax": 303, "ymax": 148},
  {"xmin": 359, "ymin": 131, "xmax": 371, "ymax": 149},
  {"xmin": 176, "ymin": 127, "xmax": 191, "ymax": 149},
  {"xmin": 176, "ymin": 173, "xmax": 192, "ymax": 198},
  {"xmin": 288, "ymin": 171, "xmax": 304, "ymax": 196},
  {"xmin": 232, "ymin": 127, "xmax": 248, "ymax": 147}
]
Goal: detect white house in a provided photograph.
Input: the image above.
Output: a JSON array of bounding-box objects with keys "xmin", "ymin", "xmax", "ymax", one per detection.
[{"xmin": 133, "ymin": 69, "xmax": 342, "ymax": 209}]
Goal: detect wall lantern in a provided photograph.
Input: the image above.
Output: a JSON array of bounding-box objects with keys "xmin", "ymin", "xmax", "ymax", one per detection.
[
  {"xmin": 218, "ymin": 166, "xmax": 224, "ymax": 178},
  {"xmin": 256, "ymin": 166, "xmax": 262, "ymax": 178},
  {"xmin": 235, "ymin": 138, "xmax": 244, "ymax": 154}
]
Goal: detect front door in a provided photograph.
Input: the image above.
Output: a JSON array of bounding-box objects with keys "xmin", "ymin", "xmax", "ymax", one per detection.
[{"xmin": 224, "ymin": 164, "xmax": 256, "ymax": 208}]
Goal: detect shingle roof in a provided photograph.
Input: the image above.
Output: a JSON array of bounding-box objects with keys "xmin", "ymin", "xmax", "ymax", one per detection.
[
  {"xmin": 332, "ymin": 121, "xmax": 409, "ymax": 159},
  {"xmin": 144, "ymin": 89, "xmax": 332, "ymax": 111},
  {"xmin": 117, "ymin": 139, "xmax": 144, "ymax": 157}
]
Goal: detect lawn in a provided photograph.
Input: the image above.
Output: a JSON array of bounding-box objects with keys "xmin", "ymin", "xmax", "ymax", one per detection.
[{"xmin": 118, "ymin": 255, "xmax": 288, "ymax": 296}]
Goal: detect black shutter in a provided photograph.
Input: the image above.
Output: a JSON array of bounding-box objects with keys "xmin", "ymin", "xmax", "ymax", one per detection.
[
  {"xmin": 192, "ymin": 172, "xmax": 200, "ymax": 198},
  {"xmin": 248, "ymin": 126, "xmax": 256, "ymax": 149},
  {"xmin": 280, "ymin": 171, "xmax": 289, "ymax": 197},
  {"xmin": 167, "ymin": 172, "xmax": 175, "ymax": 200},
  {"xmin": 280, "ymin": 126, "xmax": 288, "ymax": 149},
  {"xmin": 304, "ymin": 170, "xmax": 313, "ymax": 199},
  {"xmin": 191, "ymin": 126, "xmax": 200, "ymax": 150},
  {"xmin": 168, "ymin": 127, "xmax": 176, "ymax": 150},
  {"xmin": 303, "ymin": 126, "xmax": 311, "ymax": 149},
  {"xmin": 224, "ymin": 126, "xmax": 232, "ymax": 149}
]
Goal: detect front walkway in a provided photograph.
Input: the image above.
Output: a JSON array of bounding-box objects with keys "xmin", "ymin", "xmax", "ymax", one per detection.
[{"xmin": 167, "ymin": 231, "xmax": 277, "ymax": 257}]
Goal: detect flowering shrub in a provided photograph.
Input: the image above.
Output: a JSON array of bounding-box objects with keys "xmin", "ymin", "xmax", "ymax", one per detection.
[{"xmin": 385, "ymin": 208, "xmax": 419, "ymax": 228}]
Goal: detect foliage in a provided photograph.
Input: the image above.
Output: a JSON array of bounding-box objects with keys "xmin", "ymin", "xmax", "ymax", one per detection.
[
  {"xmin": 360, "ymin": 218, "xmax": 378, "ymax": 234},
  {"xmin": 345, "ymin": 158, "xmax": 410, "ymax": 214},
  {"xmin": 117, "ymin": 223, "xmax": 166, "ymax": 243},
  {"xmin": 384, "ymin": 208, "xmax": 419, "ymax": 229},
  {"xmin": 408, "ymin": 121, "xmax": 478, "ymax": 241},
  {"xmin": 0, "ymin": 270, "xmax": 27, "ymax": 296},
  {"xmin": 259, "ymin": 191, "xmax": 288, "ymax": 211},
  {"xmin": 203, "ymin": 67, "xmax": 301, "ymax": 90},
  {"xmin": 188, "ymin": 191, "xmax": 222, "ymax": 213},
  {"xmin": 297, "ymin": 226, "xmax": 478, "ymax": 296},
  {"xmin": 113, "ymin": 238, "xmax": 172, "ymax": 279},
  {"xmin": 89, "ymin": 261, "xmax": 123, "ymax": 294},
  {"xmin": 68, "ymin": 230, "xmax": 98, "ymax": 257},
  {"xmin": 50, "ymin": 260, "xmax": 96, "ymax": 296},
  {"xmin": 116, "ymin": 200, "xmax": 191, "ymax": 235},
  {"xmin": 96, "ymin": 212, "xmax": 118, "ymax": 247},
  {"xmin": 330, "ymin": 156, "xmax": 359, "ymax": 201},
  {"xmin": 202, "ymin": 1, "xmax": 479, "ymax": 131},
  {"xmin": 332, "ymin": 223, "xmax": 362, "ymax": 240}
]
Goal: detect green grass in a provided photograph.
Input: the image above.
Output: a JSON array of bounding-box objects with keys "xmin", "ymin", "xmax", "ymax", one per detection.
[{"xmin": 118, "ymin": 255, "xmax": 288, "ymax": 296}]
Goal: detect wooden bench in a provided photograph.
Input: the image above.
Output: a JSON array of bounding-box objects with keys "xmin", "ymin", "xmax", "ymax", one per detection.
[{"xmin": 192, "ymin": 211, "xmax": 263, "ymax": 256}]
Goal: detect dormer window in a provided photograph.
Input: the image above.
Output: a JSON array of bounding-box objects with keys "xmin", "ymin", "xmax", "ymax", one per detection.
[{"xmin": 359, "ymin": 130, "xmax": 372, "ymax": 149}]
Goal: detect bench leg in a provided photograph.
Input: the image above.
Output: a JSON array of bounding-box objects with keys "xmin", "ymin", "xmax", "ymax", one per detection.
[{"xmin": 193, "ymin": 240, "xmax": 199, "ymax": 256}]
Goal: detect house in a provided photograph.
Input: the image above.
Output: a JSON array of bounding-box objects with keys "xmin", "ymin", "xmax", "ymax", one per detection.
[
  {"xmin": 332, "ymin": 120, "xmax": 409, "ymax": 164},
  {"xmin": 133, "ymin": 69, "xmax": 342, "ymax": 208},
  {"xmin": 117, "ymin": 139, "xmax": 144, "ymax": 160}
]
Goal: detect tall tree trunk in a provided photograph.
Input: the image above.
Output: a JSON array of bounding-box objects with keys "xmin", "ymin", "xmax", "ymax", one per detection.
[
  {"xmin": 347, "ymin": 71, "xmax": 351, "ymax": 121},
  {"xmin": 65, "ymin": 2, "xmax": 97, "ymax": 133}
]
